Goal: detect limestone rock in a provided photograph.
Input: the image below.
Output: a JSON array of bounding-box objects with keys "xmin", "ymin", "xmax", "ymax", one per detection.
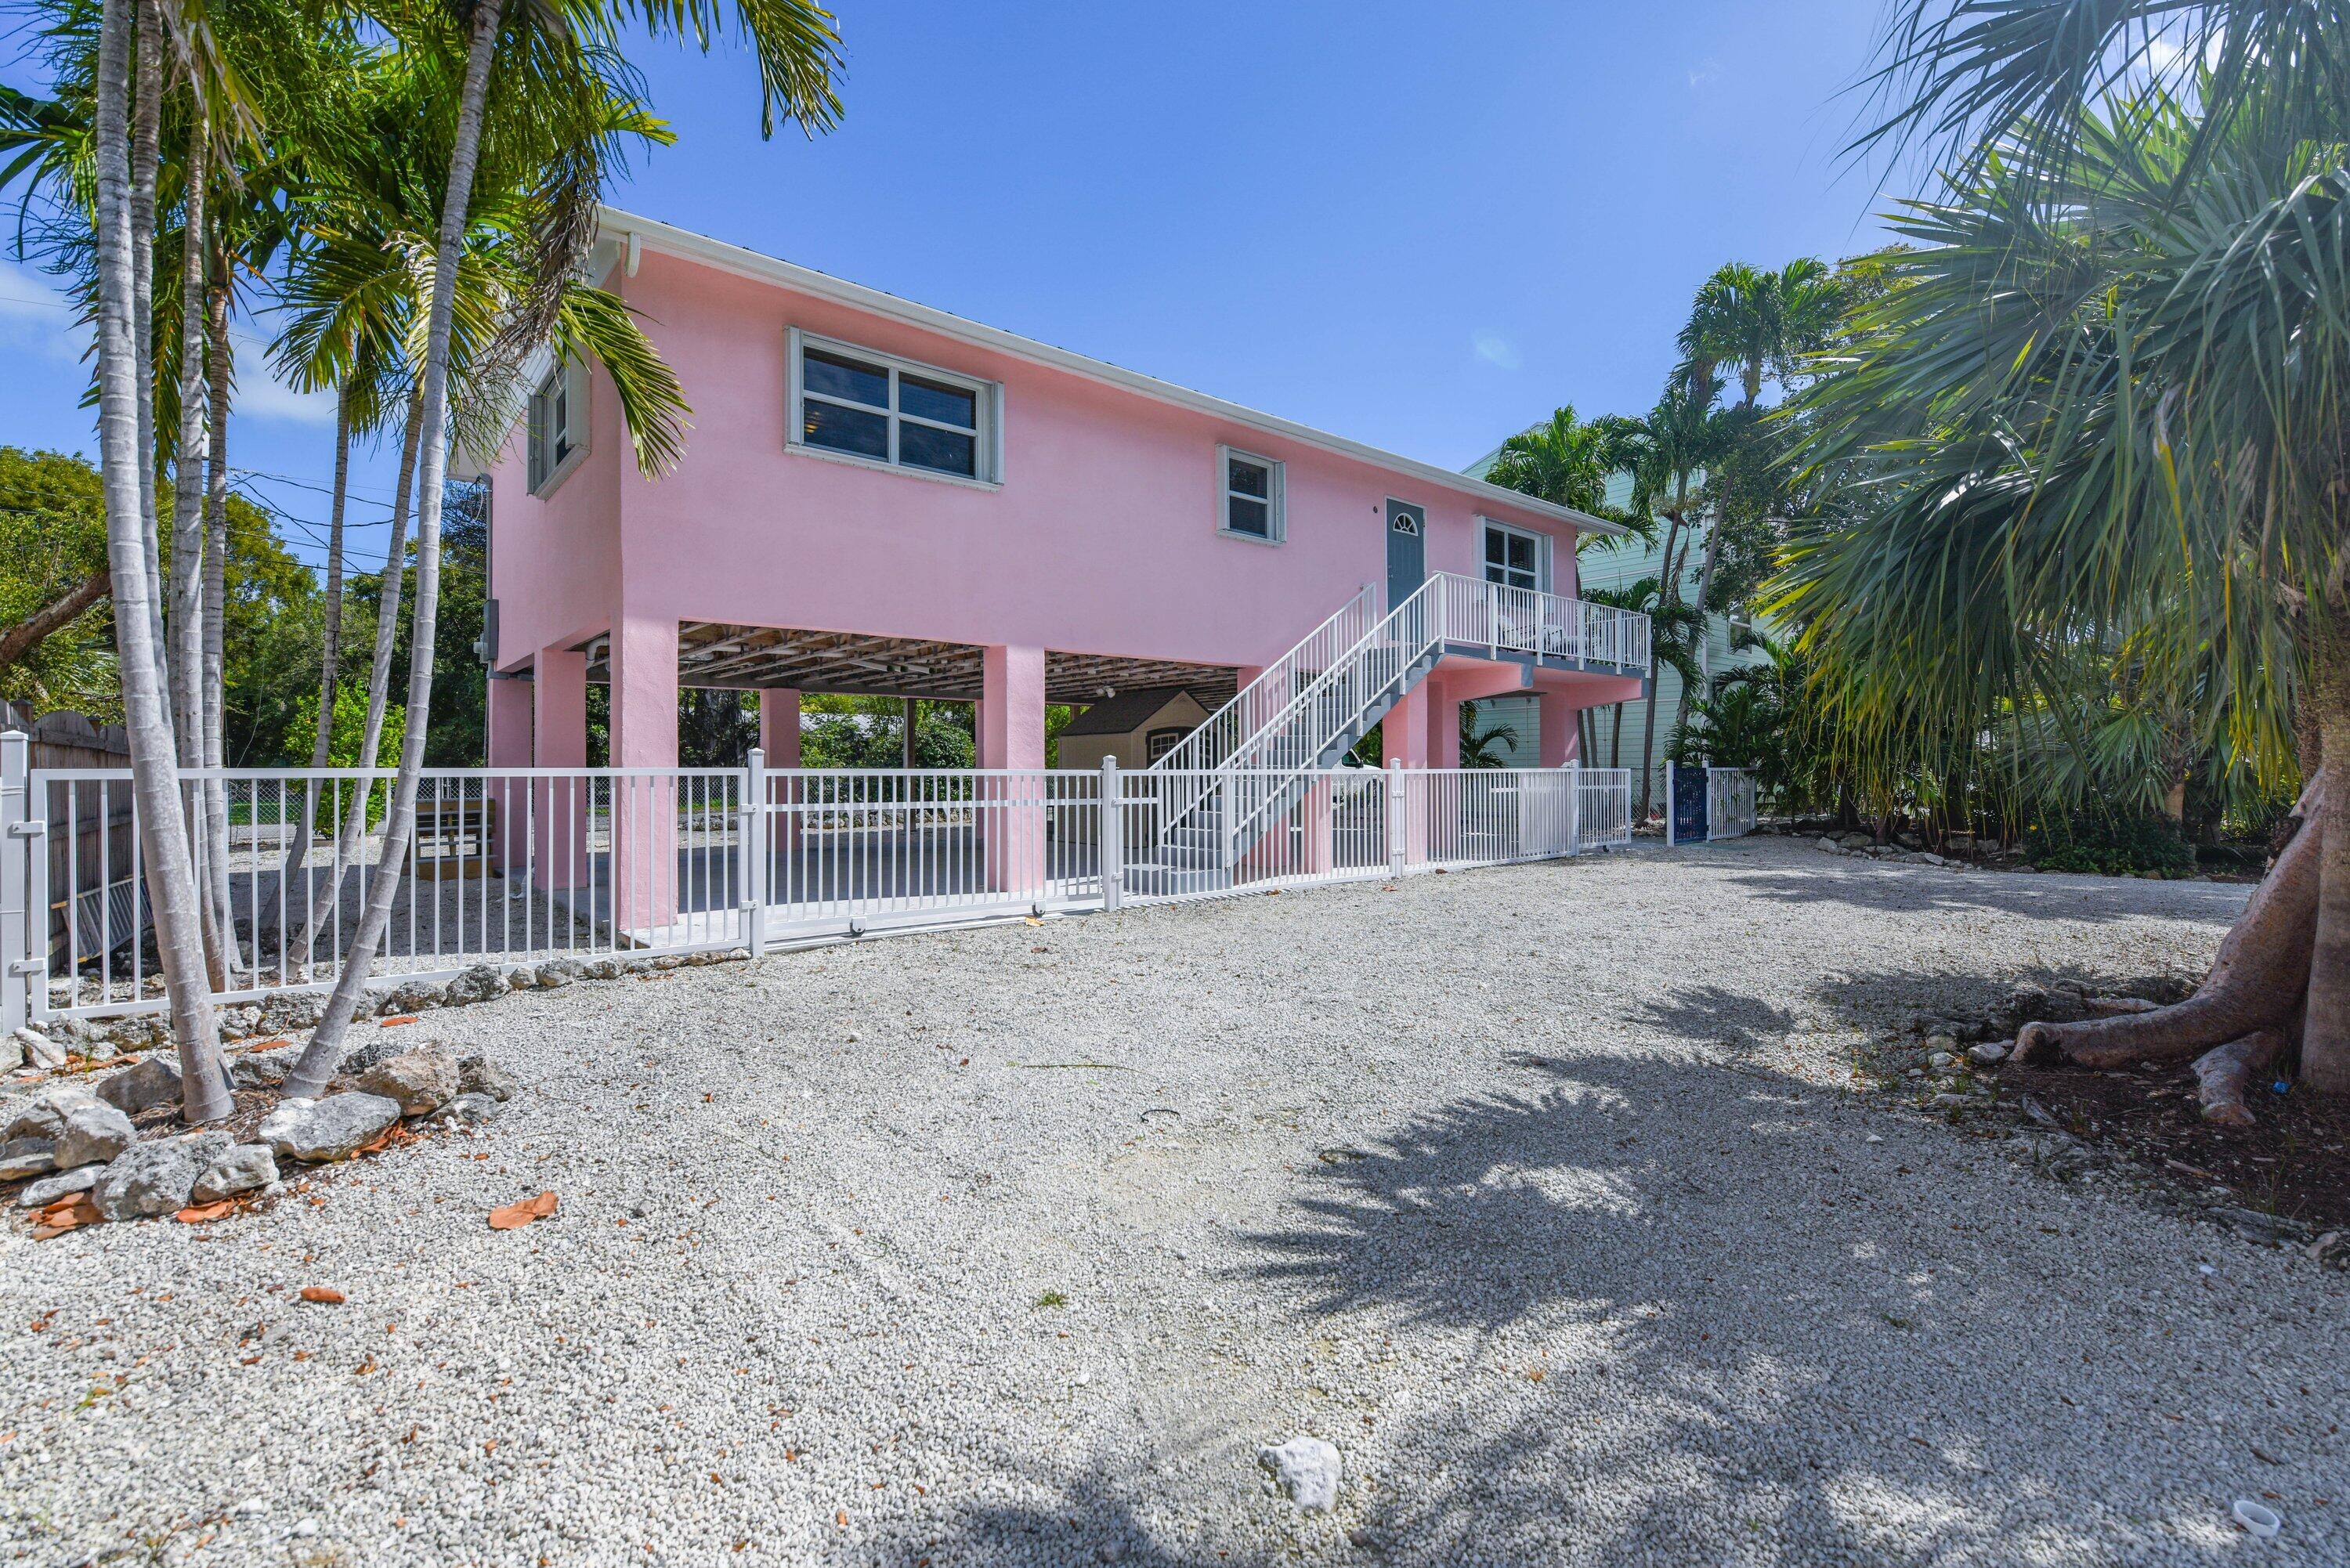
[
  {"xmin": 354, "ymin": 1047, "xmax": 461, "ymax": 1117},
  {"xmin": 4, "ymin": 1085, "xmax": 136, "ymax": 1170},
  {"xmin": 232, "ymin": 1051, "xmax": 291, "ymax": 1089},
  {"xmin": 425, "ymin": 1092, "xmax": 503, "ymax": 1127},
  {"xmin": 193, "ymin": 1143, "xmax": 279, "ymax": 1203},
  {"xmin": 1969, "ymin": 1040, "xmax": 2010, "ymax": 1066},
  {"xmin": 104, "ymin": 1014, "xmax": 168, "ymax": 1053},
  {"xmin": 96, "ymin": 1055, "xmax": 184, "ymax": 1116},
  {"xmin": 457, "ymin": 1055, "xmax": 519, "ymax": 1103},
  {"xmin": 445, "ymin": 963, "xmax": 506, "ymax": 1006},
  {"xmin": 382, "ymin": 979, "xmax": 446, "ymax": 1015},
  {"xmin": 92, "ymin": 1131, "xmax": 234, "ymax": 1220},
  {"xmin": 0, "ymin": 1137, "xmax": 56, "ymax": 1180},
  {"xmin": 536, "ymin": 959, "xmax": 581, "ymax": 989},
  {"xmin": 258, "ymin": 1093, "xmax": 401, "ymax": 1162},
  {"xmin": 257, "ymin": 991, "xmax": 327, "ymax": 1035},
  {"xmin": 1259, "ymin": 1437, "xmax": 1342, "ymax": 1512},
  {"xmin": 16, "ymin": 1165, "xmax": 101, "ymax": 1207}
]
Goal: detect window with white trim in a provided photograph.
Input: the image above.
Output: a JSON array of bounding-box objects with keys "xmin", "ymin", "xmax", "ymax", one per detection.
[
  {"xmin": 1219, "ymin": 446, "xmax": 1285, "ymax": 543},
  {"xmin": 527, "ymin": 359, "xmax": 588, "ymax": 494},
  {"xmin": 788, "ymin": 330, "xmax": 1000, "ymax": 482},
  {"xmin": 1483, "ymin": 519, "xmax": 1543, "ymax": 591}
]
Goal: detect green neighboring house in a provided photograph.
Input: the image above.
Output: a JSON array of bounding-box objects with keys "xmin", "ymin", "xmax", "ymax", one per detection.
[{"xmin": 1462, "ymin": 454, "xmax": 1770, "ymax": 779}]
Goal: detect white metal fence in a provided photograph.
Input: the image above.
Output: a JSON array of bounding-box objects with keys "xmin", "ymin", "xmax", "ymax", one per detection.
[
  {"xmin": 0, "ymin": 739, "xmax": 1635, "ymax": 1028},
  {"xmin": 1707, "ymin": 768, "xmax": 1759, "ymax": 840}
]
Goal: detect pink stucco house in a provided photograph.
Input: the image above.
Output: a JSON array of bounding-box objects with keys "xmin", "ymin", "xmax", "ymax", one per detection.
[
  {"xmin": 472, "ymin": 209, "xmax": 1647, "ymax": 927},
  {"xmin": 480, "ymin": 208, "xmax": 1644, "ymax": 780}
]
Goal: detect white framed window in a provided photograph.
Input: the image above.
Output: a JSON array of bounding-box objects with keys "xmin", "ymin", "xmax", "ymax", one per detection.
[
  {"xmin": 787, "ymin": 328, "xmax": 1001, "ymax": 485},
  {"xmin": 1481, "ymin": 518, "xmax": 1549, "ymax": 592},
  {"xmin": 527, "ymin": 359, "xmax": 588, "ymax": 495},
  {"xmin": 1218, "ymin": 445, "xmax": 1285, "ymax": 543}
]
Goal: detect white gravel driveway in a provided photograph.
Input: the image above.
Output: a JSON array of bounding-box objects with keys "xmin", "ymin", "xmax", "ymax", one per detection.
[{"xmin": 6, "ymin": 839, "xmax": 2344, "ymax": 1567}]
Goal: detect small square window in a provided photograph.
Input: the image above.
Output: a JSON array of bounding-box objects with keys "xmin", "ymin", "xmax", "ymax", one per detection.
[
  {"xmin": 527, "ymin": 359, "xmax": 588, "ymax": 495},
  {"xmin": 1220, "ymin": 446, "xmax": 1284, "ymax": 543}
]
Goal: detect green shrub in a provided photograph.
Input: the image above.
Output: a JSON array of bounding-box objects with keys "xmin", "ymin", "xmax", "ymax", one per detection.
[
  {"xmin": 2026, "ymin": 811, "xmax": 2196, "ymax": 876},
  {"xmin": 285, "ymin": 684, "xmax": 407, "ymax": 832}
]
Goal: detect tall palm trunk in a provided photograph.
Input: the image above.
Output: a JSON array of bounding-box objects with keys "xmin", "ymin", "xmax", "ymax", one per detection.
[
  {"xmin": 276, "ymin": 384, "xmax": 355, "ymax": 908},
  {"xmin": 90, "ymin": 0, "xmax": 230, "ymax": 1123},
  {"xmin": 201, "ymin": 273, "xmax": 236, "ymax": 981},
  {"xmin": 287, "ymin": 0, "xmax": 504, "ymax": 1100},
  {"xmin": 130, "ymin": 0, "xmax": 168, "ymax": 695},
  {"xmin": 294, "ymin": 388, "xmax": 418, "ymax": 959},
  {"xmin": 1636, "ymin": 515, "xmax": 1687, "ymax": 820},
  {"xmin": 313, "ymin": 386, "xmax": 354, "ymax": 764},
  {"xmin": 168, "ymin": 125, "xmax": 208, "ymax": 762}
]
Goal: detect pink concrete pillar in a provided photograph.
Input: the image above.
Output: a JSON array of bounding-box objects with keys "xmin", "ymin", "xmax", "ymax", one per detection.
[
  {"xmin": 1431, "ymin": 681, "xmax": 1464, "ymax": 771},
  {"xmin": 759, "ymin": 688, "xmax": 801, "ymax": 858},
  {"xmin": 487, "ymin": 674, "xmax": 532, "ymax": 873},
  {"xmin": 608, "ymin": 615, "xmax": 679, "ymax": 934},
  {"xmin": 759, "ymin": 688, "xmax": 802, "ymax": 769},
  {"xmin": 532, "ymin": 645, "xmax": 588, "ymax": 891},
  {"xmin": 981, "ymin": 645, "xmax": 1047, "ymax": 894},
  {"xmin": 1538, "ymin": 689, "xmax": 1578, "ymax": 767},
  {"xmin": 1300, "ymin": 776, "xmax": 1335, "ymax": 874}
]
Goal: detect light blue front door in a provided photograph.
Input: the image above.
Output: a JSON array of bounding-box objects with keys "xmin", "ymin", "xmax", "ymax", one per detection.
[{"xmin": 1385, "ymin": 499, "xmax": 1426, "ymax": 611}]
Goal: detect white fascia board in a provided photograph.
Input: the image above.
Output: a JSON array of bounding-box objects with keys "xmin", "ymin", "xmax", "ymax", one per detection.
[{"xmin": 599, "ymin": 206, "xmax": 1628, "ymax": 538}]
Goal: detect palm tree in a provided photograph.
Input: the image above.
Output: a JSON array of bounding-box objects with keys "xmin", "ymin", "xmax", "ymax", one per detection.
[
  {"xmin": 87, "ymin": 0, "xmax": 231, "ymax": 1119},
  {"xmin": 1481, "ymin": 404, "xmax": 1617, "ymax": 515},
  {"xmin": 1458, "ymin": 704, "xmax": 1520, "ymax": 769},
  {"xmin": 1784, "ymin": 3, "xmax": 2350, "ymax": 1111},
  {"xmin": 1578, "ymin": 580, "xmax": 1658, "ymax": 768},
  {"xmin": 284, "ymin": 0, "xmax": 841, "ymax": 1098}
]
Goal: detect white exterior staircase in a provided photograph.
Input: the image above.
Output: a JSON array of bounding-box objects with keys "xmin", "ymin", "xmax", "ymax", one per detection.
[{"xmin": 1129, "ymin": 573, "xmax": 1650, "ymax": 893}]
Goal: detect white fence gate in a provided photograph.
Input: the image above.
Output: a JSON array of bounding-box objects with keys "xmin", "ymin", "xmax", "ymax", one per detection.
[{"xmin": 0, "ymin": 738, "xmax": 1635, "ymax": 1028}]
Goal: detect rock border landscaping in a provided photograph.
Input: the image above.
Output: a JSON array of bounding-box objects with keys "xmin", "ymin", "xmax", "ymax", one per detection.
[{"xmin": 0, "ymin": 946, "xmax": 707, "ymax": 1237}]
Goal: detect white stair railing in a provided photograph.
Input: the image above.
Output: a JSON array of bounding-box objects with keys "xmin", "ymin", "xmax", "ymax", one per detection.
[{"xmin": 1141, "ymin": 574, "xmax": 1650, "ymax": 873}]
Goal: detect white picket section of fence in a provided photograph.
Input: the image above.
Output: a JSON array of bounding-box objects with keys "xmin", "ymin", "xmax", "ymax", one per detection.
[
  {"xmin": 1708, "ymin": 768, "xmax": 1759, "ymax": 840},
  {"xmin": 0, "ymin": 743, "xmax": 1636, "ymax": 1028}
]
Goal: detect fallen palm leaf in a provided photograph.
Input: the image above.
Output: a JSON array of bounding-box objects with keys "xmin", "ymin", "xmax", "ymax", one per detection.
[
  {"xmin": 299, "ymin": 1286, "xmax": 346, "ymax": 1304},
  {"xmin": 175, "ymin": 1201, "xmax": 234, "ymax": 1223},
  {"xmin": 488, "ymin": 1191, "xmax": 559, "ymax": 1230},
  {"xmin": 378, "ymin": 1015, "xmax": 419, "ymax": 1027}
]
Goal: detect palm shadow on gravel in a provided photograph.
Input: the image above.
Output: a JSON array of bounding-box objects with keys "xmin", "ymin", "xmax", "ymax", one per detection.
[
  {"xmin": 1719, "ymin": 863, "xmax": 2250, "ymax": 926},
  {"xmin": 1208, "ymin": 1000, "xmax": 2301, "ymax": 1565}
]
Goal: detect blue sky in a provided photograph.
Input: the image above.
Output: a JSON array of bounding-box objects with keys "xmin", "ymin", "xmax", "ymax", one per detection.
[{"xmin": 0, "ymin": 0, "xmax": 1896, "ymax": 572}]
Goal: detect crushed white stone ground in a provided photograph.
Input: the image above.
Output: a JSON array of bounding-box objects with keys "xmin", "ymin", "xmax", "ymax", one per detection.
[{"xmin": 5, "ymin": 838, "xmax": 2344, "ymax": 1567}]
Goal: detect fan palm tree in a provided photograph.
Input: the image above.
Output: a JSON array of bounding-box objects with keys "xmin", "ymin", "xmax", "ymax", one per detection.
[
  {"xmin": 284, "ymin": 0, "xmax": 842, "ymax": 1097},
  {"xmin": 1786, "ymin": 2, "xmax": 2350, "ymax": 1110}
]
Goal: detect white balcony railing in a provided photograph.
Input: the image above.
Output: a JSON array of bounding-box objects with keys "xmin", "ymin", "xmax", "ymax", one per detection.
[{"xmin": 1429, "ymin": 573, "xmax": 1651, "ymax": 673}]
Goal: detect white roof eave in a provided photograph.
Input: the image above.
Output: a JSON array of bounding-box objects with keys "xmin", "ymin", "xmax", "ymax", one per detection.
[{"xmin": 598, "ymin": 205, "xmax": 1627, "ymax": 538}]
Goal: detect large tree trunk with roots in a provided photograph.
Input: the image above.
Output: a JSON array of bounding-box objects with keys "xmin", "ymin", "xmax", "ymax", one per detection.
[
  {"xmin": 90, "ymin": 0, "xmax": 231, "ymax": 1124},
  {"xmin": 2013, "ymin": 754, "xmax": 2342, "ymax": 1122},
  {"xmin": 284, "ymin": 2, "xmax": 503, "ymax": 1101}
]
